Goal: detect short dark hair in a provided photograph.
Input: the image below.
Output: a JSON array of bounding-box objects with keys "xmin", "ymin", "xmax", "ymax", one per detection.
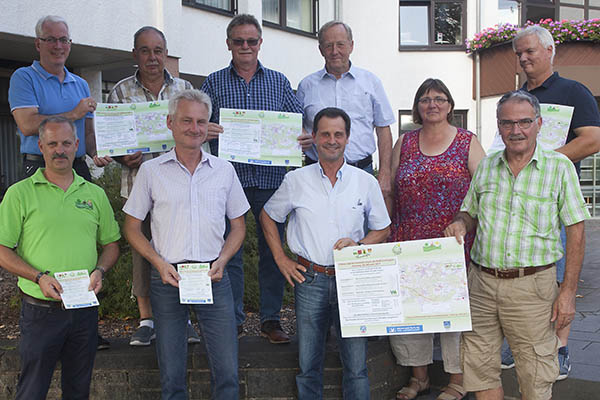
[
  {"xmin": 227, "ymin": 14, "xmax": 262, "ymax": 38},
  {"xmin": 134, "ymin": 26, "xmax": 167, "ymax": 49},
  {"xmin": 412, "ymin": 78, "xmax": 455, "ymax": 125},
  {"xmin": 313, "ymin": 107, "xmax": 351, "ymax": 137},
  {"xmin": 39, "ymin": 116, "xmax": 76, "ymax": 141}
]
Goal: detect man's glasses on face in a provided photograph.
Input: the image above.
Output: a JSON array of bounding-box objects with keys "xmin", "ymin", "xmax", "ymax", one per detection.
[
  {"xmin": 38, "ymin": 36, "xmax": 72, "ymax": 45},
  {"xmin": 229, "ymin": 38, "xmax": 260, "ymax": 47},
  {"xmin": 498, "ymin": 118, "xmax": 536, "ymax": 130}
]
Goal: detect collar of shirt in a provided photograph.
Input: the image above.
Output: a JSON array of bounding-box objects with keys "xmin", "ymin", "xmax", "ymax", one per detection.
[
  {"xmin": 317, "ymin": 161, "xmax": 348, "ymax": 183},
  {"xmin": 159, "ymin": 148, "xmax": 214, "ymax": 172},
  {"xmin": 31, "ymin": 60, "xmax": 75, "ymax": 83},
  {"xmin": 227, "ymin": 60, "xmax": 265, "ymax": 81},
  {"xmin": 31, "ymin": 167, "xmax": 86, "ymax": 191},
  {"xmin": 133, "ymin": 68, "xmax": 174, "ymax": 93},
  {"xmin": 522, "ymin": 71, "xmax": 559, "ymax": 92},
  {"xmin": 319, "ymin": 61, "xmax": 356, "ymax": 81},
  {"xmin": 498, "ymin": 144, "xmax": 544, "ymax": 173}
]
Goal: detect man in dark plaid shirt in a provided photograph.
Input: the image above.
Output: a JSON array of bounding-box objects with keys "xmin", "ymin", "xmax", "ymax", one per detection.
[{"xmin": 201, "ymin": 13, "xmax": 310, "ymax": 344}]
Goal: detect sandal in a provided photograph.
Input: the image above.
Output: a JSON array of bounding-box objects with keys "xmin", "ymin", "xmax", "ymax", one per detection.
[
  {"xmin": 396, "ymin": 376, "xmax": 431, "ymax": 400},
  {"xmin": 436, "ymin": 382, "xmax": 466, "ymax": 400}
]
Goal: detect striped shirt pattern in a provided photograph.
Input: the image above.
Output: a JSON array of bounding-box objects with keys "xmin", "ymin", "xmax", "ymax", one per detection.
[
  {"xmin": 461, "ymin": 145, "xmax": 589, "ymax": 268},
  {"xmin": 107, "ymin": 69, "xmax": 194, "ymax": 198},
  {"xmin": 201, "ymin": 61, "xmax": 303, "ymax": 189}
]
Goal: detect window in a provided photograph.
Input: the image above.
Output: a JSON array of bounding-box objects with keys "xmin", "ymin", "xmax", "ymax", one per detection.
[
  {"xmin": 182, "ymin": 0, "xmax": 236, "ymax": 15},
  {"xmin": 398, "ymin": 110, "xmax": 468, "ymax": 134},
  {"xmin": 263, "ymin": 0, "xmax": 318, "ymax": 36},
  {"xmin": 520, "ymin": 0, "xmax": 600, "ymax": 23},
  {"xmin": 399, "ymin": 0, "xmax": 466, "ymax": 50}
]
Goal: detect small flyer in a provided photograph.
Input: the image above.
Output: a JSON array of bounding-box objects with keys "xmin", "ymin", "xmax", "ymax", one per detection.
[
  {"xmin": 178, "ymin": 263, "xmax": 213, "ymax": 304},
  {"xmin": 54, "ymin": 269, "xmax": 99, "ymax": 309}
]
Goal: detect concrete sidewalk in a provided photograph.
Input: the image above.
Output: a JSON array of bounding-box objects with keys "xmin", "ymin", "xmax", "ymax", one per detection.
[{"xmin": 421, "ymin": 219, "xmax": 600, "ymax": 400}]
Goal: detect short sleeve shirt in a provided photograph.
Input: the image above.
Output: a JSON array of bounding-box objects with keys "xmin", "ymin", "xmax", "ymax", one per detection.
[
  {"xmin": 0, "ymin": 169, "xmax": 121, "ymax": 299},
  {"xmin": 297, "ymin": 64, "xmax": 395, "ymax": 162},
  {"xmin": 9, "ymin": 61, "xmax": 92, "ymax": 157}
]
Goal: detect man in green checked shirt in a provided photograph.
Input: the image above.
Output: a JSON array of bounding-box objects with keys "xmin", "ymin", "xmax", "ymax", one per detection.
[{"xmin": 445, "ymin": 90, "xmax": 589, "ymax": 400}]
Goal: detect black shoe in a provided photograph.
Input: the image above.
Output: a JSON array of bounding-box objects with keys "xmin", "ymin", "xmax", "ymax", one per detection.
[{"xmin": 97, "ymin": 334, "xmax": 110, "ymax": 350}]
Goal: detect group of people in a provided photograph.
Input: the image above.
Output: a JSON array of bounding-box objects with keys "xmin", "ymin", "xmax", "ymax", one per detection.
[{"xmin": 0, "ymin": 11, "xmax": 598, "ymax": 400}]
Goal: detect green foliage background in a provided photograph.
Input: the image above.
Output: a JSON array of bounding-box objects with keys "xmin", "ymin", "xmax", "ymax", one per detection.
[{"xmin": 95, "ymin": 164, "xmax": 293, "ymax": 319}]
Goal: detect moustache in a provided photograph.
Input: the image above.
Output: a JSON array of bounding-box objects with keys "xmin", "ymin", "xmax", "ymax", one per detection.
[
  {"xmin": 52, "ymin": 153, "xmax": 68, "ymax": 159},
  {"xmin": 507, "ymin": 135, "xmax": 526, "ymax": 141}
]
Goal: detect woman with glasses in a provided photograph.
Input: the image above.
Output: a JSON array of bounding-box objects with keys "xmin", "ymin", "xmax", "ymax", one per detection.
[{"xmin": 390, "ymin": 78, "xmax": 485, "ymax": 400}]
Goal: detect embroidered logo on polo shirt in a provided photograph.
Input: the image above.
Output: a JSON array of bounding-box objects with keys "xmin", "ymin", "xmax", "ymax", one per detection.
[{"xmin": 75, "ymin": 199, "xmax": 93, "ymax": 210}]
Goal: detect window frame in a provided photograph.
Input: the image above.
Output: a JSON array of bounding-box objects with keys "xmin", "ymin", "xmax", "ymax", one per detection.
[
  {"xmin": 520, "ymin": 0, "xmax": 600, "ymax": 24},
  {"xmin": 182, "ymin": 0, "xmax": 237, "ymax": 17},
  {"xmin": 262, "ymin": 0, "xmax": 319, "ymax": 38},
  {"xmin": 398, "ymin": 0, "xmax": 467, "ymax": 51}
]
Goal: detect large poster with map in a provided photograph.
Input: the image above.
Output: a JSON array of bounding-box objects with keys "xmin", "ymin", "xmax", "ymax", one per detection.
[
  {"xmin": 488, "ymin": 103, "xmax": 574, "ymax": 153},
  {"xmin": 218, "ymin": 108, "xmax": 303, "ymax": 167},
  {"xmin": 94, "ymin": 101, "xmax": 173, "ymax": 157},
  {"xmin": 334, "ymin": 237, "xmax": 471, "ymax": 338}
]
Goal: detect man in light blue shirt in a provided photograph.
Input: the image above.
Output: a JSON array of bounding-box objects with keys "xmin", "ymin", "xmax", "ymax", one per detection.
[
  {"xmin": 297, "ymin": 21, "xmax": 395, "ymax": 202},
  {"xmin": 260, "ymin": 107, "xmax": 391, "ymax": 399}
]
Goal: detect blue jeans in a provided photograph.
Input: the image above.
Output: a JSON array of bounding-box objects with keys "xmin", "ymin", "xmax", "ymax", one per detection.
[
  {"xmin": 226, "ymin": 187, "xmax": 286, "ymax": 325},
  {"xmin": 16, "ymin": 302, "xmax": 98, "ymax": 400},
  {"xmin": 295, "ymin": 268, "xmax": 370, "ymax": 400},
  {"xmin": 150, "ymin": 269, "xmax": 238, "ymax": 399}
]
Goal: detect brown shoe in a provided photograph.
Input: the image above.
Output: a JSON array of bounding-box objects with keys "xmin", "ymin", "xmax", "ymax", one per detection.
[{"xmin": 260, "ymin": 320, "xmax": 290, "ymax": 344}]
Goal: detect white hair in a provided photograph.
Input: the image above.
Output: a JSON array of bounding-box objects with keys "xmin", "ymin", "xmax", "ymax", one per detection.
[
  {"xmin": 168, "ymin": 89, "xmax": 212, "ymax": 117},
  {"xmin": 513, "ymin": 25, "xmax": 555, "ymax": 64},
  {"xmin": 35, "ymin": 15, "xmax": 70, "ymax": 38}
]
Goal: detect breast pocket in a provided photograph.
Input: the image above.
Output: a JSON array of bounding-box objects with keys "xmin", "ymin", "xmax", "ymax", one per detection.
[
  {"xmin": 519, "ymin": 194, "xmax": 556, "ymax": 237},
  {"xmin": 343, "ymin": 202, "xmax": 366, "ymax": 238},
  {"xmin": 345, "ymin": 90, "xmax": 372, "ymax": 122}
]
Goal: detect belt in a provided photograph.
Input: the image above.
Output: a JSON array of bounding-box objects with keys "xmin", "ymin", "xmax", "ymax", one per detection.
[
  {"xmin": 171, "ymin": 259, "xmax": 216, "ymax": 268},
  {"xmin": 304, "ymin": 155, "xmax": 372, "ymax": 170},
  {"xmin": 471, "ymin": 261, "xmax": 554, "ymax": 279},
  {"xmin": 21, "ymin": 291, "xmax": 63, "ymax": 309},
  {"xmin": 24, "ymin": 154, "xmax": 86, "ymax": 163},
  {"xmin": 297, "ymin": 255, "xmax": 335, "ymax": 276}
]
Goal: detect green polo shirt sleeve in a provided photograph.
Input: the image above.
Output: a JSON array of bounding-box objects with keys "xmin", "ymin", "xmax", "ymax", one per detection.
[
  {"xmin": 93, "ymin": 185, "xmax": 121, "ymax": 245},
  {"xmin": 0, "ymin": 183, "xmax": 25, "ymax": 249}
]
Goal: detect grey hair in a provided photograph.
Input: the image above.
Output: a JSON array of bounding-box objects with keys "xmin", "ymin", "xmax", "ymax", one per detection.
[
  {"xmin": 168, "ymin": 89, "xmax": 212, "ymax": 118},
  {"xmin": 513, "ymin": 25, "xmax": 555, "ymax": 64},
  {"xmin": 496, "ymin": 90, "xmax": 541, "ymax": 119},
  {"xmin": 318, "ymin": 21, "xmax": 353, "ymax": 45},
  {"xmin": 38, "ymin": 116, "xmax": 77, "ymax": 141},
  {"xmin": 227, "ymin": 14, "xmax": 262, "ymax": 38},
  {"xmin": 35, "ymin": 15, "xmax": 69, "ymax": 38},
  {"xmin": 134, "ymin": 26, "xmax": 167, "ymax": 49}
]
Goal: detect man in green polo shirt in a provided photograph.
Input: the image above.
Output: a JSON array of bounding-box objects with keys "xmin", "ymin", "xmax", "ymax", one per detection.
[
  {"xmin": 445, "ymin": 90, "xmax": 589, "ymax": 400},
  {"xmin": 0, "ymin": 116, "xmax": 120, "ymax": 400}
]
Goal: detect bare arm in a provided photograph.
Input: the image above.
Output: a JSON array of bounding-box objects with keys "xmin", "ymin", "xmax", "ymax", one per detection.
[
  {"xmin": 555, "ymin": 126, "xmax": 600, "ymax": 163},
  {"xmin": 387, "ymin": 133, "xmax": 405, "ymax": 216},
  {"xmin": 552, "ymin": 221, "xmax": 585, "ymax": 330},
  {"xmin": 375, "ymin": 126, "xmax": 393, "ymax": 201},
  {"xmin": 11, "ymin": 97, "xmax": 97, "ymax": 136},
  {"xmin": 124, "ymin": 214, "xmax": 180, "ymax": 287},
  {"xmin": 444, "ymin": 212, "xmax": 478, "ymax": 245},
  {"xmin": 259, "ymin": 209, "xmax": 306, "ymax": 287},
  {"xmin": 333, "ymin": 226, "xmax": 391, "ymax": 250},
  {"xmin": 208, "ymin": 215, "xmax": 245, "ymax": 282},
  {"xmin": 0, "ymin": 244, "xmax": 63, "ymax": 300},
  {"xmin": 88, "ymin": 241, "xmax": 120, "ymax": 294},
  {"xmin": 467, "ymin": 135, "xmax": 486, "ymax": 176}
]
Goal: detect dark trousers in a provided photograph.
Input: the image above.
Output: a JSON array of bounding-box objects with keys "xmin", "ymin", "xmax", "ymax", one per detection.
[
  {"xmin": 22, "ymin": 155, "xmax": 92, "ymax": 182},
  {"xmin": 16, "ymin": 302, "xmax": 98, "ymax": 400}
]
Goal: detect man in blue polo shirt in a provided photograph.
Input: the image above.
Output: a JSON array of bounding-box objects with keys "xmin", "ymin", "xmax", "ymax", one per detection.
[
  {"xmin": 502, "ymin": 25, "xmax": 600, "ymax": 380},
  {"xmin": 8, "ymin": 15, "xmax": 109, "ymax": 181}
]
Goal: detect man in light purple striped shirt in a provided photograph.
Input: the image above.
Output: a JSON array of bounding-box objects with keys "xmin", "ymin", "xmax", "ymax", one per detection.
[{"xmin": 123, "ymin": 89, "xmax": 249, "ymax": 399}]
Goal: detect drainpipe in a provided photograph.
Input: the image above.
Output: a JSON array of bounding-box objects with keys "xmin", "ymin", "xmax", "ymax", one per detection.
[{"xmin": 475, "ymin": 0, "xmax": 482, "ymax": 139}]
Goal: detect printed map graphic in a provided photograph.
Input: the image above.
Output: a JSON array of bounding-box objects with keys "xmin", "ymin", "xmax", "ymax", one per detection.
[
  {"xmin": 135, "ymin": 109, "xmax": 170, "ymax": 140},
  {"xmin": 398, "ymin": 259, "xmax": 469, "ymax": 317},
  {"xmin": 261, "ymin": 123, "xmax": 300, "ymax": 156}
]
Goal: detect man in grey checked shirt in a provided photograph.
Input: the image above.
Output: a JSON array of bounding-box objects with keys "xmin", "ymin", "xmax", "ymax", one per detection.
[
  {"xmin": 201, "ymin": 13, "xmax": 311, "ymax": 344},
  {"xmin": 445, "ymin": 90, "xmax": 589, "ymax": 400}
]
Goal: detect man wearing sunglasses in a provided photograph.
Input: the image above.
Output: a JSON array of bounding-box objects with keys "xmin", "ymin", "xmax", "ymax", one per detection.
[
  {"xmin": 445, "ymin": 91, "xmax": 589, "ymax": 400},
  {"xmin": 8, "ymin": 15, "xmax": 110, "ymax": 182},
  {"xmin": 297, "ymin": 21, "xmax": 395, "ymax": 208},
  {"xmin": 201, "ymin": 14, "xmax": 307, "ymax": 344}
]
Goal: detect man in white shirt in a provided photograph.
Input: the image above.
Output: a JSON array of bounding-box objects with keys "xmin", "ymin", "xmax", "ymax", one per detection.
[
  {"xmin": 260, "ymin": 107, "xmax": 391, "ymax": 399},
  {"xmin": 123, "ymin": 89, "xmax": 249, "ymax": 398}
]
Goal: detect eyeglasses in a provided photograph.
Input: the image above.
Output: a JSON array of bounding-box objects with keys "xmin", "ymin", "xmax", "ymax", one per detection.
[
  {"xmin": 229, "ymin": 38, "xmax": 260, "ymax": 47},
  {"xmin": 418, "ymin": 97, "xmax": 449, "ymax": 105},
  {"xmin": 322, "ymin": 41, "xmax": 350, "ymax": 51},
  {"xmin": 38, "ymin": 36, "xmax": 72, "ymax": 45},
  {"xmin": 498, "ymin": 118, "xmax": 536, "ymax": 130}
]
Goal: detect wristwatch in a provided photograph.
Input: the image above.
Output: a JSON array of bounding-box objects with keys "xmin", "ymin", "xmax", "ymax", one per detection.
[
  {"xmin": 34, "ymin": 270, "xmax": 50, "ymax": 284},
  {"xmin": 92, "ymin": 266, "xmax": 106, "ymax": 280}
]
